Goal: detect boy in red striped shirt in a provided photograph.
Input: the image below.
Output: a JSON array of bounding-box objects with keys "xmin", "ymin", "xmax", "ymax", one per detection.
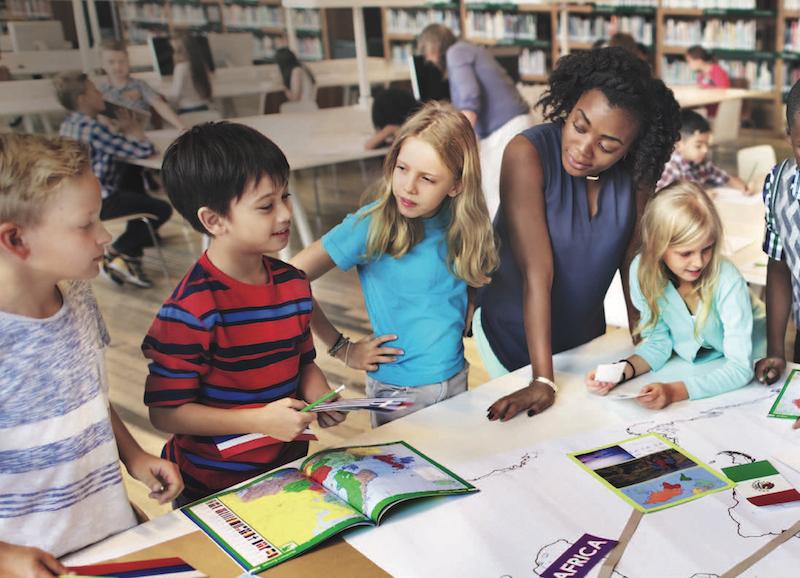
[{"xmin": 142, "ymin": 122, "xmax": 344, "ymax": 505}]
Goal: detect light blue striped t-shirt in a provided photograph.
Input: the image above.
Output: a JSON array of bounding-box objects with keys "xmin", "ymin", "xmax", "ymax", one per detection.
[{"xmin": 0, "ymin": 281, "xmax": 136, "ymax": 556}]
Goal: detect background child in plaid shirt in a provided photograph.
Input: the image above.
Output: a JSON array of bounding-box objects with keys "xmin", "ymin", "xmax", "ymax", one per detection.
[
  {"xmin": 656, "ymin": 109, "xmax": 750, "ymax": 194},
  {"xmin": 55, "ymin": 71, "xmax": 172, "ymax": 289}
]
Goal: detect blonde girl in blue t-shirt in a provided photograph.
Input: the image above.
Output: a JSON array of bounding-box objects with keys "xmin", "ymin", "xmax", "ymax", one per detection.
[
  {"xmin": 586, "ymin": 181, "xmax": 764, "ymax": 409},
  {"xmin": 291, "ymin": 101, "xmax": 498, "ymax": 426}
]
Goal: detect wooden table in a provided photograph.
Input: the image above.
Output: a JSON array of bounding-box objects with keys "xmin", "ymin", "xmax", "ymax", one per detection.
[
  {"xmin": 64, "ymin": 328, "xmax": 800, "ymax": 577},
  {"xmin": 131, "ymin": 106, "xmax": 387, "ymax": 249}
]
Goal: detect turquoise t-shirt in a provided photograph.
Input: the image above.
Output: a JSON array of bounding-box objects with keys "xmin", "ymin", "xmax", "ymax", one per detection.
[{"xmin": 322, "ymin": 203, "xmax": 466, "ymax": 387}]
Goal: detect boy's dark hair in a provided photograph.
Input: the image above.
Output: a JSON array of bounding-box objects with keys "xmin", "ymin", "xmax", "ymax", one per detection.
[
  {"xmin": 538, "ymin": 47, "xmax": 681, "ymax": 187},
  {"xmin": 53, "ymin": 71, "xmax": 89, "ymax": 112},
  {"xmin": 686, "ymin": 45, "xmax": 712, "ymax": 62},
  {"xmin": 161, "ymin": 122, "xmax": 289, "ymax": 234},
  {"xmin": 371, "ymin": 87, "xmax": 419, "ymax": 129},
  {"xmin": 787, "ymin": 78, "xmax": 800, "ymax": 132},
  {"xmin": 679, "ymin": 109, "xmax": 711, "ymax": 138}
]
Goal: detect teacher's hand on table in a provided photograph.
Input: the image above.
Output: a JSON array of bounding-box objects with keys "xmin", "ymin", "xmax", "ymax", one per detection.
[
  {"xmin": 585, "ymin": 370, "xmax": 617, "ymax": 396},
  {"xmin": 0, "ymin": 541, "xmax": 67, "ymax": 578},
  {"xmin": 487, "ymin": 382, "xmax": 555, "ymax": 421},
  {"xmin": 755, "ymin": 356, "xmax": 786, "ymax": 385},
  {"xmin": 341, "ymin": 334, "xmax": 403, "ymax": 371}
]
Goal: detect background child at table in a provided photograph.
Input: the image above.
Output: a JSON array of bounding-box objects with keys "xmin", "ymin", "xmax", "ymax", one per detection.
[
  {"xmin": 657, "ymin": 109, "xmax": 750, "ymax": 193},
  {"xmin": 143, "ymin": 122, "xmax": 344, "ymax": 505},
  {"xmin": 55, "ymin": 71, "xmax": 173, "ymax": 289},
  {"xmin": 754, "ymin": 79, "xmax": 800, "ymax": 429},
  {"xmin": 685, "ymin": 45, "xmax": 730, "ymax": 117},
  {"xmin": 98, "ymin": 39, "xmax": 185, "ymax": 130},
  {"xmin": 164, "ymin": 33, "xmax": 213, "ymax": 114},
  {"xmin": 586, "ymin": 181, "xmax": 764, "ymax": 409},
  {"xmin": 0, "ymin": 133, "xmax": 182, "ymax": 575},
  {"xmin": 365, "ymin": 87, "xmax": 420, "ymax": 150},
  {"xmin": 290, "ymin": 102, "xmax": 498, "ymax": 427},
  {"xmin": 275, "ymin": 47, "xmax": 316, "ymax": 110}
]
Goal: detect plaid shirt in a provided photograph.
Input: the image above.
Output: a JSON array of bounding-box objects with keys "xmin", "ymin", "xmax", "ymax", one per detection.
[
  {"xmin": 761, "ymin": 159, "xmax": 800, "ymax": 324},
  {"xmin": 762, "ymin": 160, "xmax": 799, "ymax": 262},
  {"xmin": 656, "ymin": 150, "xmax": 731, "ymax": 191},
  {"xmin": 59, "ymin": 112, "xmax": 154, "ymax": 199}
]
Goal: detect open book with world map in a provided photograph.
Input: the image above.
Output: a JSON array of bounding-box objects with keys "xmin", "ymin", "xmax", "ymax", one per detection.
[{"xmin": 183, "ymin": 441, "xmax": 477, "ymax": 573}]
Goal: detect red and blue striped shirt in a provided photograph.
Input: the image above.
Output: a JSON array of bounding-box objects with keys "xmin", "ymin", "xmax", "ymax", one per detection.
[{"xmin": 143, "ymin": 253, "xmax": 315, "ymax": 500}]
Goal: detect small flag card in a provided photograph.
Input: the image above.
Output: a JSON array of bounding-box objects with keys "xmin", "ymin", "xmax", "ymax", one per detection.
[
  {"xmin": 768, "ymin": 369, "xmax": 800, "ymax": 419},
  {"xmin": 66, "ymin": 557, "xmax": 206, "ymax": 577},
  {"xmin": 722, "ymin": 460, "xmax": 800, "ymax": 507},
  {"xmin": 215, "ymin": 429, "xmax": 317, "ymax": 458}
]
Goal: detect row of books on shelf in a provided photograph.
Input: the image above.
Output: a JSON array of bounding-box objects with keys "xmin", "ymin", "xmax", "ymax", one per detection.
[
  {"xmin": 786, "ymin": 0, "xmax": 800, "ymax": 10},
  {"xmin": 390, "ymin": 42, "xmax": 414, "ymax": 65},
  {"xmin": 663, "ymin": 18, "xmax": 757, "ymax": 50},
  {"xmin": 292, "ymin": 8, "xmax": 322, "ymax": 30},
  {"xmin": 385, "ymin": 8, "xmax": 461, "ymax": 36},
  {"xmin": 785, "ymin": 20, "xmax": 800, "ymax": 52},
  {"xmin": 3, "ymin": 0, "xmax": 51, "ymax": 19},
  {"xmin": 567, "ymin": 15, "xmax": 653, "ymax": 45},
  {"xmin": 661, "ymin": 0, "xmax": 755, "ymax": 7},
  {"xmin": 223, "ymin": 5, "xmax": 284, "ymax": 29},
  {"xmin": 519, "ymin": 46, "xmax": 547, "ymax": 75},
  {"xmin": 465, "ymin": 11, "xmax": 539, "ymax": 42},
  {"xmin": 662, "ymin": 57, "xmax": 773, "ymax": 90}
]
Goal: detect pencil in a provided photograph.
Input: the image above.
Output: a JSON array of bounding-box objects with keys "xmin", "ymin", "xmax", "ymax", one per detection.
[{"xmin": 301, "ymin": 384, "xmax": 345, "ymax": 412}]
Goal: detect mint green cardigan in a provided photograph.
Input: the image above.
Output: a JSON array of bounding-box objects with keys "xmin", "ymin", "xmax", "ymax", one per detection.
[{"xmin": 630, "ymin": 254, "xmax": 764, "ymax": 399}]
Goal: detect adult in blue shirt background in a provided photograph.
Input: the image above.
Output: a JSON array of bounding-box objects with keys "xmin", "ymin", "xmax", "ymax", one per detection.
[
  {"xmin": 417, "ymin": 23, "xmax": 533, "ymax": 220},
  {"xmin": 476, "ymin": 48, "xmax": 682, "ymax": 421}
]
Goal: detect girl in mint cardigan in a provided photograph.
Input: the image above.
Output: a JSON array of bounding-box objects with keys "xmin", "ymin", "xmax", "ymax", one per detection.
[{"xmin": 586, "ymin": 181, "xmax": 764, "ymax": 409}]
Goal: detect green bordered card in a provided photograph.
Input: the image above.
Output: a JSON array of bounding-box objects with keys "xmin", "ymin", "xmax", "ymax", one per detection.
[
  {"xmin": 569, "ymin": 433, "xmax": 733, "ymax": 513},
  {"xmin": 768, "ymin": 368, "xmax": 800, "ymax": 419}
]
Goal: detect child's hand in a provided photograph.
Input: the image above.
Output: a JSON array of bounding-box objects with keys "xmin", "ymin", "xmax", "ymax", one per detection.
[
  {"xmin": 585, "ymin": 370, "xmax": 617, "ymax": 396},
  {"xmin": 0, "ymin": 541, "xmax": 67, "ymax": 577},
  {"xmin": 340, "ymin": 334, "xmax": 403, "ymax": 371},
  {"xmin": 126, "ymin": 452, "xmax": 184, "ymax": 505},
  {"xmin": 317, "ymin": 410, "xmax": 347, "ymax": 428},
  {"xmin": 487, "ymin": 381, "xmax": 555, "ymax": 421},
  {"xmin": 755, "ymin": 357, "xmax": 786, "ymax": 385},
  {"xmin": 258, "ymin": 398, "xmax": 316, "ymax": 441},
  {"xmin": 636, "ymin": 382, "xmax": 687, "ymax": 410},
  {"xmin": 794, "ymin": 418, "xmax": 800, "ymax": 430}
]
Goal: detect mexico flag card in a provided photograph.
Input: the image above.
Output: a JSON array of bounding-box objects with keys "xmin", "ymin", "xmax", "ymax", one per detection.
[
  {"xmin": 722, "ymin": 460, "xmax": 800, "ymax": 507},
  {"xmin": 66, "ymin": 557, "xmax": 206, "ymax": 577}
]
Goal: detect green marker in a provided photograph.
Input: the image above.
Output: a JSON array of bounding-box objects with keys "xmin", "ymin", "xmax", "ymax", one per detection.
[{"xmin": 301, "ymin": 384, "xmax": 345, "ymax": 412}]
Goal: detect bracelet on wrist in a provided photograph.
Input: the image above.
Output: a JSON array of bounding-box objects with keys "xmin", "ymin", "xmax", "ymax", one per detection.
[
  {"xmin": 532, "ymin": 375, "xmax": 558, "ymax": 393},
  {"xmin": 328, "ymin": 333, "xmax": 350, "ymax": 358},
  {"xmin": 618, "ymin": 359, "xmax": 636, "ymax": 383}
]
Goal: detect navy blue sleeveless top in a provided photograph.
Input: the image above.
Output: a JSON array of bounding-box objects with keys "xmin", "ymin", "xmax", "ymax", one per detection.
[{"xmin": 477, "ymin": 122, "xmax": 635, "ymax": 371}]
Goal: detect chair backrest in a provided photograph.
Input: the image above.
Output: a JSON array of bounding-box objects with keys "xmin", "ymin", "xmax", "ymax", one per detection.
[
  {"xmin": 178, "ymin": 109, "xmax": 222, "ymax": 126},
  {"xmin": 737, "ymin": 144, "xmax": 777, "ymax": 191},
  {"xmin": 8, "ymin": 20, "xmax": 67, "ymax": 51},
  {"xmin": 711, "ymin": 98, "xmax": 743, "ymax": 145}
]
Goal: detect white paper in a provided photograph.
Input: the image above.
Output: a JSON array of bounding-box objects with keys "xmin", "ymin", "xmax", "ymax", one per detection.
[
  {"xmin": 774, "ymin": 449, "xmax": 800, "ymax": 474},
  {"xmin": 346, "ymin": 385, "xmax": 800, "ymax": 578},
  {"xmin": 595, "ymin": 362, "xmax": 626, "ymax": 384}
]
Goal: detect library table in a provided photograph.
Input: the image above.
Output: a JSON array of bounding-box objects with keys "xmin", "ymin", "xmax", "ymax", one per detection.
[{"xmin": 64, "ymin": 328, "xmax": 800, "ymax": 577}]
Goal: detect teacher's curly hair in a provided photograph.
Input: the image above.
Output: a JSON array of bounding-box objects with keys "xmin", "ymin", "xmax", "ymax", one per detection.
[{"xmin": 538, "ymin": 47, "xmax": 681, "ymax": 189}]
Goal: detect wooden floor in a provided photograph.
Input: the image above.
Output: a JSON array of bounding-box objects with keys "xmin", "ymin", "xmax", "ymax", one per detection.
[{"xmin": 97, "ymin": 133, "xmax": 791, "ymax": 520}]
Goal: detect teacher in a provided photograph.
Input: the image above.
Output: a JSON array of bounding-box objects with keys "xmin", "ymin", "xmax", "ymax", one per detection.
[{"xmin": 475, "ymin": 47, "xmax": 681, "ymax": 421}]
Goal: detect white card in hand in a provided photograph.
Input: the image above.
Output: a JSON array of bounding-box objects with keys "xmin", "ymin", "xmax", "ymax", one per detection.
[{"xmin": 595, "ymin": 362, "xmax": 626, "ymax": 384}]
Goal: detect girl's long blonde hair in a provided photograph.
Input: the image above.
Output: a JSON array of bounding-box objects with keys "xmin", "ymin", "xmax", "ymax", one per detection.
[
  {"xmin": 636, "ymin": 181, "xmax": 723, "ymax": 336},
  {"xmin": 363, "ymin": 101, "xmax": 498, "ymax": 287}
]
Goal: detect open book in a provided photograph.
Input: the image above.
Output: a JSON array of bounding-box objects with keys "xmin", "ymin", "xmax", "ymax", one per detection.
[{"xmin": 183, "ymin": 441, "xmax": 477, "ymax": 573}]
